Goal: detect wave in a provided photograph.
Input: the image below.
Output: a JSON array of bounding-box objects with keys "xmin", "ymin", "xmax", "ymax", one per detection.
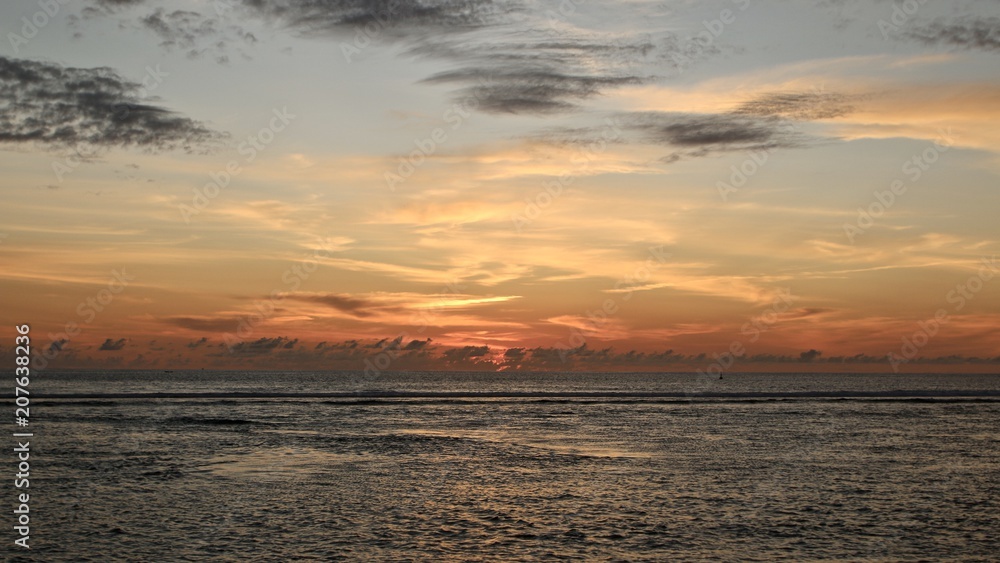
[
  {"xmin": 164, "ymin": 416, "xmax": 269, "ymax": 425},
  {"xmin": 32, "ymin": 389, "xmax": 1000, "ymax": 401}
]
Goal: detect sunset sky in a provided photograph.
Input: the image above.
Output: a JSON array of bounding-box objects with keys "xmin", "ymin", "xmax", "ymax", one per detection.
[{"xmin": 1, "ymin": 0, "xmax": 998, "ymax": 372}]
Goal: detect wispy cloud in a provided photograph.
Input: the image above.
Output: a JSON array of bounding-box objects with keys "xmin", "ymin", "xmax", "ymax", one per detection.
[
  {"xmin": 733, "ymin": 90, "xmax": 860, "ymax": 120},
  {"xmin": 78, "ymin": 0, "xmax": 713, "ymax": 116},
  {"xmin": 412, "ymin": 29, "xmax": 658, "ymax": 114},
  {"xmin": 904, "ymin": 17, "xmax": 1000, "ymax": 52},
  {"xmin": 164, "ymin": 316, "xmax": 248, "ymax": 332},
  {"xmin": 138, "ymin": 8, "xmax": 257, "ymax": 62},
  {"xmin": 421, "ymin": 66, "xmax": 645, "ymax": 114},
  {"xmin": 627, "ymin": 112, "xmax": 803, "ymax": 151},
  {"xmin": 533, "ymin": 109, "xmax": 810, "ymax": 164}
]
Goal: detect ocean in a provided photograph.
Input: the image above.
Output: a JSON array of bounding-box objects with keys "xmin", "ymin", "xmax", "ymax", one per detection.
[{"xmin": 10, "ymin": 371, "xmax": 1000, "ymax": 561}]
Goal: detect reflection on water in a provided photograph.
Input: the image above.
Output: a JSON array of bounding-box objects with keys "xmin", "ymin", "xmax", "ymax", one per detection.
[
  {"xmin": 393, "ymin": 428, "xmax": 654, "ymax": 460},
  {"xmin": 203, "ymin": 447, "xmax": 367, "ymax": 479}
]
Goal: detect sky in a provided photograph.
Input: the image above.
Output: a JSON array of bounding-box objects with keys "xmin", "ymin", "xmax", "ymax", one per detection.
[{"xmin": 1, "ymin": 0, "xmax": 998, "ymax": 373}]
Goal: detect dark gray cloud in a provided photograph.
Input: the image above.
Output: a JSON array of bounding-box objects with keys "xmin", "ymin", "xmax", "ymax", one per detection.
[
  {"xmin": 285, "ymin": 293, "xmax": 377, "ymax": 317},
  {"xmin": 404, "ymin": 338, "xmax": 431, "ymax": 350},
  {"xmin": 422, "ymin": 66, "xmax": 645, "ymax": 114},
  {"xmin": 0, "ymin": 56, "xmax": 225, "ymax": 152},
  {"xmin": 799, "ymin": 349, "xmax": 823, "ymax": 362},
  {"xmin": 245, "ymin": 0, "xmax": 657, "ymax": 114},
  {"xmin": 81, "ymin": 0, "xmax": 520, "ymax": 52},
  {"xmin": 408, "ymin": 30, "xmax": 671, "ymax": 114},
  {"xmin": 74, "ymin": 3, "xmax": 256, "ymax": 63},
  {"xmin": 89, "ymin": 0, "xmax": 147, "ymax": 10},
  {"xmin": 904, "ymin": 17, "xmax": 1000, "ymax": 52},
  {"xmin": 227, "ymin": 336, "xmax": 298, "ymax": 355},
  {"xmin": 620, "ymin": 90, "xmax": 860, "ymax": 160},
  {"xmin": 536, "ymin": 111, "xmax": 807, "ymax": 163},
  {"xmin": 631, "ymin": 113, "xmax": 792, "ymax": 148},
  {"xmin": 533, "ymin": 90, "xmax": 855, "ymax": 163},
  {"xmin": 316, "ymin": 339, "xmax": 360, "ymax": 350},
  {"xmin": 406, "ymin": 33, "xmax": 660, "ymax": 68},
  {"xmin": 240, "ymin": 0, "xmax": 520, "ymax": 34},
  {"xmin": 99, "ymin": 338, "xmax": 127, "ymax": 351},
  {"xmin": 141, "ymin": 8, "xmax": 207, "ymax": 45},
  {"xmin": 16, "ymin": 333, "xmax": 1000, "ymax": 370},
  {"xmin": 442, "ymin": 345, "xmax": 490, "ymax": 362},
  {"xmin": 239, "ymin": 0, "xmax": 670, "ymax": 114},
  {"xmin": 503, "ymin": 347, "xmax": 525, "ymax": 360},
  {"xmin": 77, "ymin": 0, "xmax": 704, "ymax": 116}
]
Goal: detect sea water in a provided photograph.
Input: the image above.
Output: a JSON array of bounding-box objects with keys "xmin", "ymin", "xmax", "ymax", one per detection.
[{"xmin": 9, "ymin": 371, "xmax": 999, "ymax": 561}]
